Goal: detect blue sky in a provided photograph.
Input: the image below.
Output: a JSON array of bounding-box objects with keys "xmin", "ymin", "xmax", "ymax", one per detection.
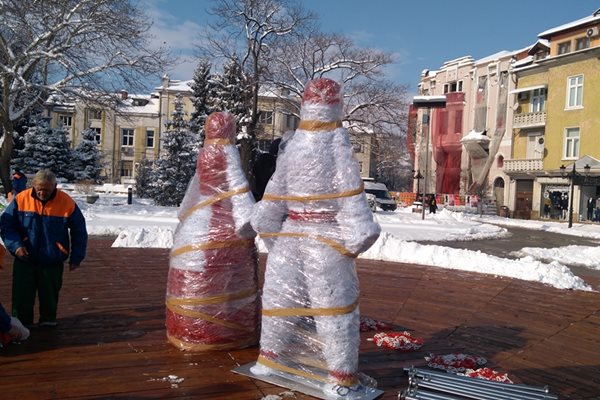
[{"xmin": 146, "ymin": 0, "xmax": 599, "ymax": 92}]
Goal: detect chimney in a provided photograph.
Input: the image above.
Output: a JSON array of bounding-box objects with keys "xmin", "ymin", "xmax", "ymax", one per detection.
[
  {"xmin": 162, "ymin": 73, "xmax": 170, "ymax": 89},
  {"xmin": 120, "ymin": 90, "xmax": 128, "ymax": 100}
]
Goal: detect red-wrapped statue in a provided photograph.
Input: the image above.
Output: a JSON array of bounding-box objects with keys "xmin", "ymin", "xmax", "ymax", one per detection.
[{"xmin": 165, "ymin": 111, "xmax": 259, "ymax": 351}]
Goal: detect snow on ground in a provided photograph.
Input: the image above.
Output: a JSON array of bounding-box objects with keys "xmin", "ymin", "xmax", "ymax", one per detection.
[{"xmin": 4, "ymin": 193, "xmax": 598, "ymax": 291}]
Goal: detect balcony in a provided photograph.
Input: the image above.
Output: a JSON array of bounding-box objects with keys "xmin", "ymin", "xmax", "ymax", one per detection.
[
  {"xmin": 513, "ymin": 111, "xmax": 546, "ymax": 129},
  {"xmin": 503, "ymin": 159, "xmax": 543, "ymax": 172}
]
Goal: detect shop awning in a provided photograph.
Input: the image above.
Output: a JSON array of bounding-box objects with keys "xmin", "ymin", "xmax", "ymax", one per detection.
[{"xmin": 509, "ymin": 84, "xmax": 547, "ymax": 94}]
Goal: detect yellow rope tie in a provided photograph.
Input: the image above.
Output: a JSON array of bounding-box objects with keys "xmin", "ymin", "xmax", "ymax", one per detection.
[
  {"xmin": 165, "ymin": 298, "xmax": 252, "ymax": 332},
  {"xmin": 297, "ymin": 120, "xmax": 343, "ymax": 132},
  {"xmin": 262, "ymin": 297, "xmax": 359, "ymax": 318},
  {"xmin": 260, "ymin": 232, "xmax": 358, "ymax": 259},
  {"xmin": 167, "ymin": 332, "xmax": 256, "ymax": 351},
  {"xmin": 171, "ymin": 238, "xmax": 254, "ymax": 257},
  {"xmin": 167, "ymin": 288, "xmax": 257, "ymax": 306},
  {"xmin": 179, "ymin": 186, "xmax": 249, "ymax": 222},
  {"xmin": 257, "ymin": 355, "xmax": 329, "ymax": 383},
  {"xmin": 262, "ymin": 183, "xmax": 364, "ymax": 203},
  {"xmin": 204, "ymin": 138, "xmax": 233, "ymax": 145}
]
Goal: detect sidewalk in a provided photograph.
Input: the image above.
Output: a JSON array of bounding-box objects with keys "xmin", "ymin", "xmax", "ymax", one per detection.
[{"xmin": 0, "ymin": 237, "xmax": 598, "ymax": 399}]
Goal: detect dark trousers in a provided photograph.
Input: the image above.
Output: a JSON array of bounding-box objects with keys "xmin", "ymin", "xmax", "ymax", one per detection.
[{"xmin": 11, "ymin": 258, "xmax": 64, "ymax": 326}]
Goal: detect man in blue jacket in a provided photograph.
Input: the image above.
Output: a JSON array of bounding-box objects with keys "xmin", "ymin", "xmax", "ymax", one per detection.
[{"xmin": 0, "ymin": 169, "xmax": 88, "ymax": 327}]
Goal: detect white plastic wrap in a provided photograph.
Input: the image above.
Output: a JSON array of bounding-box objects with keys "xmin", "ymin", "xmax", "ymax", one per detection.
[
  {"xmin": 251, "ymin": 78, "xmax": 381, "ymax": 397},
  {"xmin": 166, "ymin": 111, "xmax": 260, "ymax": 351}
]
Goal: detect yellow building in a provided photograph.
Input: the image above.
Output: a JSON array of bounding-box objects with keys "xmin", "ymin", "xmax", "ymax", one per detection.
[{"xmin": 507, "ymin": 9, "xmax": 600, "ymax": 222}]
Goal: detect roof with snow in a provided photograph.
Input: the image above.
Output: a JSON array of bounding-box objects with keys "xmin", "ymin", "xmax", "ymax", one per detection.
[
  {"xmin": 154, "ymin": 79, "xmax": 193, "ymax": 92},
  {"xmin": 538, "ymin": 9, "xmax": 600, "ymax": 38}
]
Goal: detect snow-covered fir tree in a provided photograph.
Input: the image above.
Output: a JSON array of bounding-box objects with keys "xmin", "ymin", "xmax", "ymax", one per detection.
[
  {"xmin": 211, "ymin": 60, "xmax": 252, "ymax": 128},
  {"xmin": 134, "ymin": 157, "xmax": 154, "ymax": 199},
  {"xmin": 72, "ymin": 127, "xmax": 103, "ymax": 182},
  {"xmin": 147, "ymin": 93, "xmax": 198, "ymax": 206},
  {"xmin": 189, "ymin": 60, "xmax": 214, "ymax": 145},
  {"xmin": 13, "ymin": 116, "xmax": 74, "ymax": 181}
]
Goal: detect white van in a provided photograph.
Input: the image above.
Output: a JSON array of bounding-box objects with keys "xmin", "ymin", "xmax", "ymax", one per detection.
[{"xmin": 363, "ymin": 180, "xmax": 397, "ymax": 211}]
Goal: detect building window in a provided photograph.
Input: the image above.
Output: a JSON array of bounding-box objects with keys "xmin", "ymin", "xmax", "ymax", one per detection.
[
  {"xmin": 531, "ymin": 88, "xmax": 546, "ymax": 112},
  {"xmin": 285, "ymin": 114, "xmax": 298, "ymax": 129},
  {"xmin": 443, "ymin": 81, "xmax": 462, "ymax": 94},
  {"xmin": 258, "ymin": 110, "xmax": 273, "ymax": 125},
  {"xmin": 58, "ymin": 115, "xmax": 72, "ymax": 127},
  {"xmin": 352, "ymin": 141, "xmax": 363, "ymax": 153},
  {"xmin": 557, "ymin": 41, "xmax": 571, "ymax": 55},
  {"xmin": 121, "ymin": 128, "xmax": 134, "ymax": 146},
  {"xmin": 146, "ymin": 129, "xmax": 155, "ymax": 148},
  {"xmin": 497, "ymin": 155, "xmax": 504, "ymax": 168},
  {"xmin": 575, "ymin": 37, "xmax": 590, "ymax": 50},
  {"xmin": 257, "ymin": 139, "xmax": 271, "ymax": 152},
  {"xmin": 120, "ymin": 161, "xmax": 133, "ymax": 177},
  {"xmin": 566, "ymin": 75, "xmax": 583, "ymax": 108},
  {"xmin": 87, "ymin": 109, "xmax": 102, "ymax": 120},
  {"xmin": 91, "ymin": 127, "xmax": 101, "ymax": 144},
  {"xmin": 564, "ymin": 127, "xmax": 580, "ymax": 159},
  {"xmin": 358, "ymin": 161, "xmax": 363, "ymax": 173}
]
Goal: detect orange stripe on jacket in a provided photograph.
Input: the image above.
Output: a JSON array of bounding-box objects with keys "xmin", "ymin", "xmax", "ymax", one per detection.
[{"xmin": 16, "ymin": 188, "xmax": 76, "ymax": 217}]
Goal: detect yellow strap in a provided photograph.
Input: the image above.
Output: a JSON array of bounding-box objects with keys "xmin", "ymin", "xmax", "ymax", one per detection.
[
  {"xmin": 260, "ymin": 232, "xmax": 358, "ymax": 258},
  {"xmin": 204, "ymin": 138, "xmax": 233, "ymax": 145},
  {"xmin": 167, "ymin": 332, "xmax": 257, "ymax": 351},
  {"xmin": 262, "ymin": 183, "xmax": 364, "ymax": 203},
  {"xmin": 165, "ymin": 299, "xmax": 252, "ymax": 332},
  {"xmin": 179, "ymin": 186, "xmax": 249, "ymax": 222},
  {"xmin": 167, "ymin": 288, "xmax": 257, "ymax": 306},
  {"xmin": 171, "ymin": 238, "xmax": 254, "ymax": 257},
  {"xmin": 262, "ymin": 297, "xmax": 359, "ymax": 318},
  {"xmin": 298, "ymin": 120, "xmax": 343, "ymax": 132},
  {"xmin": 257, "ymin": 355, "xmax": 328, "ymax": 383}
]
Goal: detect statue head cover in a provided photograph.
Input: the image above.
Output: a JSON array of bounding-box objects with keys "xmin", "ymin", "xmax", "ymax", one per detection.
[
  {"xmin": 302, "ymin": 78, "xmax": 342, "ymax": 106},
  {"xmin": 204, "ymin": 111, "xmax": 236, "ymax": 142}
]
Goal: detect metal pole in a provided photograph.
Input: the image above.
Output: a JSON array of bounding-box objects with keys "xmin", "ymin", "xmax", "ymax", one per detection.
[
  {"xmin": 568, "ymin": 164, "xmax": 575, "ymax": 228},
  {"xmin": 422, "ymin": 110, "xmax": 430, "ymax": 220}
]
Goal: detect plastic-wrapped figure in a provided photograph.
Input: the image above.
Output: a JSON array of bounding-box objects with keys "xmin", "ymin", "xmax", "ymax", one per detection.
[
  {"xmin": 251, "ymin": 78, "xmax": 381, "ymax": 398},
  {"xmin": 165, "ymin": 111, "xmax": 260, "ymax": 351}
]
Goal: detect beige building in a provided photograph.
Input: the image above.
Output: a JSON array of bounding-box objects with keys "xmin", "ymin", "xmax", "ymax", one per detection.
[
  {"xmin": 414, "ymin": 51, "xmax": 517, "ymax": 209},
  {"xmin": 46, "ymin": 76, "xmax": 376, "ymax": 184}
]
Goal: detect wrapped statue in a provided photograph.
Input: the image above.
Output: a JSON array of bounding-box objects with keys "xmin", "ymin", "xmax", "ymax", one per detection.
[
  {"xmin": 251, "ymin": 78, "xmax": 381, "ymax": 398},
  {"xmin": 166, "ymin": 111, "xmax": 260, "ymax": 351}
]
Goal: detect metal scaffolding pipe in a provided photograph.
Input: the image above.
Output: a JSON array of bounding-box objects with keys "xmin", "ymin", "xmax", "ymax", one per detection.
[
  {"xmin": 406, "ymin": 367, "xmax": 556, "ymax": 396},
  {"xmin": 404, "ymin": 367, "xmax": 558, "ymax": 400}
]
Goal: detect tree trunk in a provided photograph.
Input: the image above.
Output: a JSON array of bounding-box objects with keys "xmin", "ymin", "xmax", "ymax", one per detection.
[{"xmin": 0, "ymin": 122, "xmax": 14, "ymax": 195}]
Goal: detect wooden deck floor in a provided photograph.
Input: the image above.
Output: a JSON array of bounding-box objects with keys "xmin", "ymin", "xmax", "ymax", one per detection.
[{"xmin": 1, "ymin": 237, "xmax": 599, "ymax": 400}]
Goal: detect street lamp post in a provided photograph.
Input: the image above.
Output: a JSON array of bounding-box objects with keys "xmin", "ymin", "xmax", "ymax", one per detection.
[
  {"xmin": 560, "ymin": 163, "xmax": 591, "ymax": 228},
  {"xmin": 412, "ymin": 95, "xmax": 446, "ymax": 221},
  {"xmin": 413, "ymin": 169, "xmax": 424, "ymax": 205}
]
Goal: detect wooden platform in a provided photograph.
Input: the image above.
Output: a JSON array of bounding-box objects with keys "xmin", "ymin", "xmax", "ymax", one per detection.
[{"xmin": 1, "ymin": 237, "xmax": 599, "ymax": 399}]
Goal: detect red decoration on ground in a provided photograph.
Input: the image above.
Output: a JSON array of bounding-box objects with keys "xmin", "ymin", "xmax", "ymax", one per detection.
[{"xmin": 369, "ymin": 331, "xmax": 424, "ymax": 351}]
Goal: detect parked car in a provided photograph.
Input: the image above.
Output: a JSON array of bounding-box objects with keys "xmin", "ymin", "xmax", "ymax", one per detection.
[{"xmin": 363, "ymin": 181, "xmax": 397, "ymax": 211}]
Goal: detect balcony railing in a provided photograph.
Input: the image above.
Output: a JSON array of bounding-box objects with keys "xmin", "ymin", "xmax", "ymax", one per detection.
[
  {"xmin": 513, "ymin": 111, "xmax": 546, "ymax": 129},
  {"xmin": 503, "ymin": 159, "xmax": 543, "ymax": 172}
]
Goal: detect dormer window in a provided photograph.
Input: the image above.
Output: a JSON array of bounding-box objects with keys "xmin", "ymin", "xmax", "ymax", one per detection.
[{"xmin": 132, "ymin": 98, "xmax": 149, "ymax": 107}]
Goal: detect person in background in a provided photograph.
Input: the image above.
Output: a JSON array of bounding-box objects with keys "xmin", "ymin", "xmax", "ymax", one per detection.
[
  {"xmin": 587, "ymin": 197, "xmax": 595, "ymax": 221},
  {"xmin": 11, "ymin": 168, "xmax": 27, "ymax": 194},
  {"xmin": 0, "ymin": 169, "xmax": 88, "ymax": 328},
  {"xmin": 8, "ymin": 168, "xmax": 27, "ymax": 202},
  {"xmin": 0, "ymin": 244, "xmax": 30, "ymax": 345},
  {"xmin": 429, "ymin": 195, "xmax": 438, "ymax": 214}
]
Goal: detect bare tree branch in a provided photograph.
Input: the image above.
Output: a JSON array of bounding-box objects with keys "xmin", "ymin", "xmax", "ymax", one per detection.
[{"xmin": 0, "ymin": 0, "xmax": 175, "ymax": 193}]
